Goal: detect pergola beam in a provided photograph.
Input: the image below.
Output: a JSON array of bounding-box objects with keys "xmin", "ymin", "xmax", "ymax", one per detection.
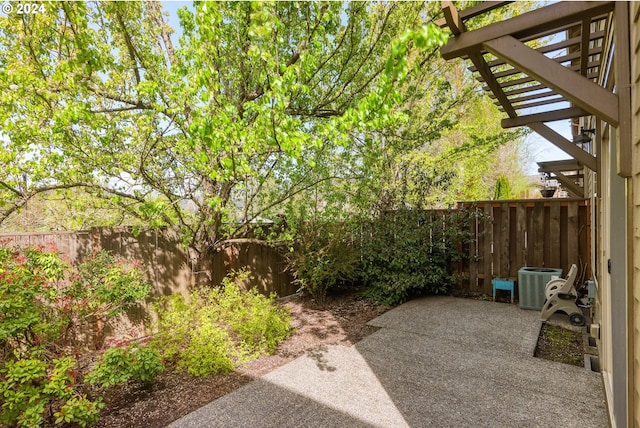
[
  {"xmin": 615, "ymin": 1, "xmax": 632, "ymax": 177},
  {"xmin": 442, "ymin": 1, "xmax": 465, "ymax": 35},
  {"xmin": 441, "ymin": 1, "xmax": 614, "ymax": 60},
  {"xmin": 441, "ymin": 1, "xmax": 516, "ymax": 118},
  {"xmin": 528, "ymin": 122, "xmax": 597, "ymax": 171},
  {"xmin": 468, "ymin": 52, "xmax": 516, "ymax": 117},
  {"xmin": 483, "ymin": 35, "xmax": 618, "ymax": 126},
  {"xmin": 502, "ymin": 107, "xmax": 589, "ymax": 128},
  {"xmin": 537, "ymin": 159, "xmax": 583, "ymax": 172},
  {"xmin": 435, "ymin": 1, "xmax": 513, "ymax": 28},
  {"xmin": 553, "ymin": 171, "xmax": 584, "ymax": 198}
]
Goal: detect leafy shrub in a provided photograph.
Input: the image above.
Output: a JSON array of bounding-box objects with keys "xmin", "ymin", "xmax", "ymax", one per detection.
[
  {"xmin": 0, "ymin": 243, "xmax": 151, "ymax": 427},
  {"xmin": 0, "ymin": 356, "xmax": 103, "ymax": 428},
  {"xmin": 360, "ymin": 208, "xmax": 479, "ymax": 305},
  {"xmin": 213, "ymin": 272, "xmax": 291, "ymax": 356},
  {"xmin": 285, "ymin": 221, "xmax": 360, "ymax": 305},
  {"xmin": 86, "ymin": 345, "xmax": 164, "ymax": 387},
  {"xmin": 74, "ymin": 251, "xmax": 152, "ymax": 319},
  {"xmin": 152, "ymin": 270, "xmax": 291, "ymax": 377}
]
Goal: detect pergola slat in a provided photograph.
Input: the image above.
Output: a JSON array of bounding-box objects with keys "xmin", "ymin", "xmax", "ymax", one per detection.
[
  {"xmin": 483, "ymin": 35, "xmax": 618, "ymax": 126},
  {"xmin": 501, "ymin": 107, "xmax": 589, "ymax": 128},
  {"xmin": 468, "ymin": 31, "xmax": 605, "ymax": 71},
  {"xmin": 494, "ymin": 90, "xmax": 558, "ymax": 107},
  {"xmin": 500, "ymin": 96, "xmax": 566, "ymax": 111},
  {"xmin": 580, "ymin": 18, "xmax": 591, "ymax": 76},
  {"xmin": 476, "ymin": 57, "xmax": 603, "ymax": 83},
  {"xmin": 483, "ymin": 71, "xmax": 599, "ymax": 91}
]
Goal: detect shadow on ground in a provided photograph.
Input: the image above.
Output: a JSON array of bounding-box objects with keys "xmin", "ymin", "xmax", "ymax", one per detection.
[{"xmin": 170, "ymin": 296, "xmax": 607, "ymax": 427}]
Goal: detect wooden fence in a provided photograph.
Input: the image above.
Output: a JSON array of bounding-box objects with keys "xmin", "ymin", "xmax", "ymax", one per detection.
[
  {"xmin": 455, "ymin": 198, "xmax": 590, "ymax": 295},
  {"xmin": 0, "ymin": 227, "xmax": 296, "ymax": 298},
  {"xmin": 1, "ymin": 199, "xmax": 590, "ymax": 299}
]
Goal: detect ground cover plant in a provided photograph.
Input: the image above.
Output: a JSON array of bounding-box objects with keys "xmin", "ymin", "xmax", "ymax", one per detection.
[
  {"xmin": 284, "ymin": 221, "xmax": 360, "ymax": 306},
  {"xmin": 93, "ymin": 289, "xmax": 390, "ymax": 428}
]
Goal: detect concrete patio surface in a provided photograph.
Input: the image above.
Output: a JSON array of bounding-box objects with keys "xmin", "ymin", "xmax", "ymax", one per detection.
[{"xmin": 170, "ymin": 296, "xmax": 608, "ymax": 427}]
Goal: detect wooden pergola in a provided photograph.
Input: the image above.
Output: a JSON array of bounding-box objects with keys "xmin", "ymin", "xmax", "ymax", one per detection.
[
  {"xmin": 437, "ymin": 1, "xmax": 632, "ymax": 178},
  {"xmin": 537, "ymin": 159, "xmax": 584, "ymax": 198}
]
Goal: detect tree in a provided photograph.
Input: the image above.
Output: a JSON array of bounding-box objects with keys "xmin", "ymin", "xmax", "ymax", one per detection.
[
  {"xmin": 494, "ymin": 175, "xmax": 512, "ymax": 200},
  {"xmin": 0, "ymin": 1, "xmax": 446, "ymax": 270}
]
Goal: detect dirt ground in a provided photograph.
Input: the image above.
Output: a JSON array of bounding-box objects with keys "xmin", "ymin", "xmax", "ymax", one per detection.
[
  {"xmin": 93, "ymin": 290, "xmax": 391, "ymax": 428},
  {"xmin": 90, "ymin": 291, "xmax": 584, "ymax": 428},
  {"xmin": 534, "ymin": 322, "xmax": 585, "ymax": 367}
]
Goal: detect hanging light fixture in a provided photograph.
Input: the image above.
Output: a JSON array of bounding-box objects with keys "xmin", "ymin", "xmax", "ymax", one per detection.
[{"xmin": 572, "ymin": 127, "xmax": 595, "ymax": 144}]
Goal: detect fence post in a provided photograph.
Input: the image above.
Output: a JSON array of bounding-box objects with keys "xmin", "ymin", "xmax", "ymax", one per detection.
[{"xmin": 483, "ymin": 203, "xmax": 493, "ymax": 291}]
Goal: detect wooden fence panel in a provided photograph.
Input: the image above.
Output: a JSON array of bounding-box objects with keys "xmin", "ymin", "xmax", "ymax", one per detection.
[
  {"xmin": 456, "ymin": 199, "xmax": 590, "ymax": 295},
  {"xmin": 469, "ymin": 207, "xmax": 478, "ymax": 288},
  {"xmin": 567, "ymin": 202, "xmax": 580, "ymax": 270},
  {"xmin": 532, "ymin": 202, "xmax": 545, "ymax": 267},
  {"xmin": 0, "ymin": 227, "xmax": 295, "ymax": 298},
  {"xmin": 515, "ymin": 203, "xmax": 527, "ymax": 277},
  {"xmin": 499, "ymin": 203, "xmax": 510, "ymax": 277},
  {"xmin": 549, "ymin": 203, "xmax": 561, "ymax": 264},
  {"xmin": 1, "ymin": 199, "xmax": 591, "ymax": 299},
  {"xmin": 492, "ymin": 207, "xmax": 502, "ymax": 282},
  {"xmin": 483, "ymin": 202, "xmax": 493, "ymax": 287}
]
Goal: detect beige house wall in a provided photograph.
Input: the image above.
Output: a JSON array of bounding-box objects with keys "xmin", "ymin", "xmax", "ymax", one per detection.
[
  {"xmin": 631, "ymin": 2, "xmax": 640, "ymax": 426},
  {"xmin": 598, "ymin": 124, "xmax": 615, "ymax": 419},
  {"xmin": 590, "ymin": 7, "xmax": 637, "ymax": 425}
]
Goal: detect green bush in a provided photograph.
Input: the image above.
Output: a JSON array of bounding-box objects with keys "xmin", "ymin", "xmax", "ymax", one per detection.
[
  {"xmin": 151, "ymin": 270, "xmax": 291, "ymax": 377},
  {"xmin": 360, "ymin": 208, "xmax": 479, "ymax": 305},
  {"xmin": 285, "ymin": 221, "xmax": 360, "ymax": 305},
  {"xmin": 215, "ymin": 273, "xmax": 291, "ymax": 356},
  {"xmin": 86, "ymin": 345, "xmax": 164, "ymax": 388},
  {"xmin": 0, "ymin": 356, "xmax": 103, "ymax": 428},
  {"xmin": 0, "ymin": 243, "xmax": 151, "ymax": 427}
]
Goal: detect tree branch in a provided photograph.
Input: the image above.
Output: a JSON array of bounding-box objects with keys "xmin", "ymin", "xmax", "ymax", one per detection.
[
  {"xmin": 114, "ymin": 7, "xmax": 142, "ymax": 85},
  {"xmin": 148, "ymin": 1, "xmax": 176, "ymax": 65}
]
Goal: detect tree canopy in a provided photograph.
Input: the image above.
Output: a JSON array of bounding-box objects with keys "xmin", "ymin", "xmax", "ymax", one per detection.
[{"xmin": 0, "ymin": 1, "xmax": 529, "ymax": 260}]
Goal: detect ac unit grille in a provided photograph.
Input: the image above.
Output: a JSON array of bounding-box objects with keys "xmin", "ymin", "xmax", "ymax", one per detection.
[{"xmin": 518, "ymin": 267, "xmax": 563, "ymax": 310}]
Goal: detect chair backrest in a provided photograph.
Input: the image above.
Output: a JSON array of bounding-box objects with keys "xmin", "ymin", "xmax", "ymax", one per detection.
[{"xmin": 563, "ymin": 264, "xmax": 578, "ymax": 291}]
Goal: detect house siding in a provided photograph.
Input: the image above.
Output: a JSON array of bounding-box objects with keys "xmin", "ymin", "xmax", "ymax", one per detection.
[{"xmin": 631, "ymin": 1, "xmax": 640, "ymax": 426}]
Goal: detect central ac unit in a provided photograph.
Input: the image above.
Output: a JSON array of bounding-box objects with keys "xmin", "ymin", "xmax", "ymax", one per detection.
[{"xmin": 518, "ymin": 267, "xmax": 563, "ymax": 310}]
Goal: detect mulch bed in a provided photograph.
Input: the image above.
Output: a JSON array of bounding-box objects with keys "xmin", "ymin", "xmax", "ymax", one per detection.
[{"xmin": 92, "ymin": 290, "xmax": 391, "ymax": 428}]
